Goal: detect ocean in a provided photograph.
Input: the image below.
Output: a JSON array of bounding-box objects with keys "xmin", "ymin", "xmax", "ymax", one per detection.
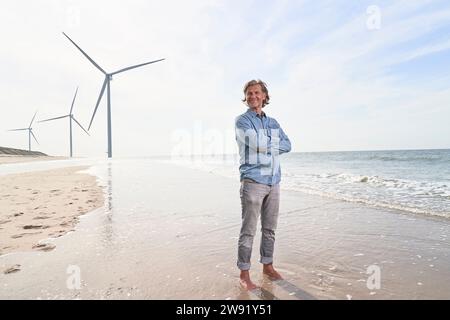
[{"xmin": 167, "ymin": 149, "xmax": 450, "ymax": 219}]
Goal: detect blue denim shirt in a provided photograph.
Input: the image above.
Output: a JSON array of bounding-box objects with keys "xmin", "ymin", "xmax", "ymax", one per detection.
[{"xmin": 235, "ymin": 108, "xmax": 291, "ymax": 186}]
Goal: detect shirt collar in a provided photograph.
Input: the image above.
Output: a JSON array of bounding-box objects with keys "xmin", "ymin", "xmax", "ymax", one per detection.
[{"xmin": 246, "ymin": 108, "xmax": 266, "ymax": 118}]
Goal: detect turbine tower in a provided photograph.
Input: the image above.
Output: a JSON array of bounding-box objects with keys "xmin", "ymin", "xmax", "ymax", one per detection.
[
  {"xmin": 38, "ymin": 87, "xmax": 89, "ymax": 157},
  {"xmin": 8, "ymin": 111, "xmax": 39, "ymax": 152},
  {"xmin": 62, "ymin": 32, "xmax": 165, "ymax": 158}
]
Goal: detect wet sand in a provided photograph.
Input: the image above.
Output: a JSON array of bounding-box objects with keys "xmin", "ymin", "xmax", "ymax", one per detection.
[{"xmin": 0, "ymin": 159, "xmax": 449, "ymax": 299}]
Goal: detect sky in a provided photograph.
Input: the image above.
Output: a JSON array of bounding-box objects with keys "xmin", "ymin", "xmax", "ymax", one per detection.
[{"xmin": 1, "ymin": 0, "xmax": 449, "ymax": 157}]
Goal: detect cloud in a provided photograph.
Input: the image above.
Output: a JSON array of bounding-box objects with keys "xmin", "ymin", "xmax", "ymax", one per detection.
[{"xmin": 1, "ymin": 0, "xmax": 449, "ymax": 156}]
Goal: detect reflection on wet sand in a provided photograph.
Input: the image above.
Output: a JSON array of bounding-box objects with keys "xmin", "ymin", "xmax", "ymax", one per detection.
[
  {"xmin": 275, "ymin": 279, "xmax": 316, "ymax": 300},
  {"xmin": 236, "ymin": 277, "xmax": 317, "ymax": 300},
  {"xmin": 103, "ymin": 162, "xmax": 114, "ymax": 245}
]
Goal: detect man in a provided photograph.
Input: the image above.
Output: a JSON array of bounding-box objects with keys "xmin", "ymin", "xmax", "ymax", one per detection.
[{"xmin": 235, "ymin": 79, "xmax": 291, "ymax": 290}]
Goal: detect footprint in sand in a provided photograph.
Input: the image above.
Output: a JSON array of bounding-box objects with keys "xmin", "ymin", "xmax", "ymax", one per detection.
[
  {"xmin": 4, "ymin": 264, "xmax": 21, "ymax": 274},
  {"xmin": 13, "ymin": 212, "xmax": 24, "ymax": 217},
  {"xmin": 11, "ymin": 231, "xmax": 41, "ymax": 239},
  {"xmin": 49, "ymin": 190, "xmax": 61, "ymax": 197},
  {"xmin": 23, "ymin": 224, "xmax": 49, "ymax": 230},
  {"xmin": 32, "ymin": 243, "xmax": 56, "ymax": 252},
  {"xmin": 33, "ymin": 216, "xmax": 50, "ymax": 220},
  {"xmin": 49, "ymin": 230, "xmax": 67, "ymax": 238}
]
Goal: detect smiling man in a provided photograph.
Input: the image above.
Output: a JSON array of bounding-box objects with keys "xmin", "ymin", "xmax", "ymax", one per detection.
[{"xmin": 235, "ymin": 79, "xmax": 292, "ymax": 290}]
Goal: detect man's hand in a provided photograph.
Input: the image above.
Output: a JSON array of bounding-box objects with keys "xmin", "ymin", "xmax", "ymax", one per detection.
[{"xmin": 257, "ymin": 147, "xmax": 266, "ymax": 153}]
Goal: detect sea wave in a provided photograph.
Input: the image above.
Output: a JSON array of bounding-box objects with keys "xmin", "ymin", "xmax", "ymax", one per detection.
[
  {"xmin": 163, "ymin": 158, "xmax": 450, "ymax": 220},
  {"xmin": 283, "ymin": 170, "xmax": 448, "ymax": 195},
  {"xmin": 366, "ymin": 154, "xmax": 447, "ymax": 162},
  {"xmin": 281, "ymin": 183, "xmax": 450, "ymax": 220}
]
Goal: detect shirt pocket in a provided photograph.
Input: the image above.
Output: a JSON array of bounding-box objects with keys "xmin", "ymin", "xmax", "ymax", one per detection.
[{"xmin": 266, "ymin": 121, "xmax": 280, "ymax": 139}]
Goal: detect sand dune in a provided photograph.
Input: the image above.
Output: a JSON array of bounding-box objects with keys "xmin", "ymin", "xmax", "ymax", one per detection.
[{"xmin": 0, "ymin": 155, "xmax": 68, "ymax": 165}]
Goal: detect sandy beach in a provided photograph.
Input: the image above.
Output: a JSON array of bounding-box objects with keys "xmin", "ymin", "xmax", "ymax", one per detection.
[
  {"xmin": 0, "ymin": 158, "xmax": 449, "ymax": 300},
  {"xmin": 0, "ymin": 164, "xmax": 104, "ymax": 257}
]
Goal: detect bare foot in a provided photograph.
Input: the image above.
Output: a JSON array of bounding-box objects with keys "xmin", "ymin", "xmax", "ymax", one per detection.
[
  {"xmin": 263, "ymin": 264, "xmax": 283, "ymax": 281},
  {"xmin": 240, "ymin": 270, "xmax": 258, "ymax": 290}
]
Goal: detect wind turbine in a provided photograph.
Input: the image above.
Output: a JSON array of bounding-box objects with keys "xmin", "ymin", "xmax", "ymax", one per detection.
[
  {"xmin": 62, "ymin": 32, "xmax": 165, "ymax": 158},
  {"xmin": 38, "ymin": 87, "xmax": 89, "ymax": 157},
  {"xmin": 8, "ymin": 111, "xmax": 39, "ymax": 152}
]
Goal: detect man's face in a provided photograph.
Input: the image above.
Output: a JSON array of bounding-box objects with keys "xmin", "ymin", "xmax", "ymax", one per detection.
[{"xmin": 245, "ymin": 84, "xmax": 266, "ymax": 109}]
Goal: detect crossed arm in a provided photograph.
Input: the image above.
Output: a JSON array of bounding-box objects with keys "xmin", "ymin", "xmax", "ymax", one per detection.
[{"xmin": 235, "ymin": 117, "xmax": 291, "ymax": 155}]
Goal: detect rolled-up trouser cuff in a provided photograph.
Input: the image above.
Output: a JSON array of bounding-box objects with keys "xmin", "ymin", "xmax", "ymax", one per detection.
[
  {"xmin": 237, "ymin": 261, "xmax": 251, "ymax": 271},
  {"xmin": 260, "ymin": 256, "xmax": 273, "ymax": 265}
]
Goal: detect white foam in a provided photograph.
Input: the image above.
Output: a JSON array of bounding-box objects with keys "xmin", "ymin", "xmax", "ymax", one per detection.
[{"xmin": 163, "ymin": 155, "xmax": 450, "ymax": 220}]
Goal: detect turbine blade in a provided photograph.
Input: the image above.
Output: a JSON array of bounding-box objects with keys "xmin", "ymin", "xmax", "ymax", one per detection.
[
  {"xmin": 70, "ymin": 86, "xmax": 79, "ymax": 114},
  {"xmin": 31, "ymin": 130, "xmax": 39, "ymax": 145},
  {"xmin": 8, "ymin": 128, "xmax": 28, "ymax": 131},
  {"xmin": 62, "ymin": 32, "xmax": 107, "ymax": 75},
  {"xmin": 29, "ymin": 110, "xmax": 38, "ymax": 128},
  {"xmin": 88, "ymin": 77, "xmax": 108, "ymax": 130},
  {"xmin": 72, "ymin": 117, "xmax": 90, "ymax": 136},
  {"xmin": 38, "ymin": 115, "xmax": 69, "ymax": 123},
  {"xmin": 111, "ymin": 58, "xmax": 165, "ymax": 75}
]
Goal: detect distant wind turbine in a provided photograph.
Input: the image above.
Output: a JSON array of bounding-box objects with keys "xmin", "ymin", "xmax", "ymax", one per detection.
[
  {"xmin": 62, "ymin": 32, "xmax": 165, "ymax": 158},
  {"xmin": 38, "ymin": 87, "xmax": 89, "ymax": 157},
  {"xmin": 8, "ymin": 111, "xmax": 39, "ymax": 152}
]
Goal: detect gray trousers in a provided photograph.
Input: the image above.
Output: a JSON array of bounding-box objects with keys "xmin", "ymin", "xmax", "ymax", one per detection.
[{"xmin": 237, "ymin": 179, "xmax": 280, "ymax": 271}]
